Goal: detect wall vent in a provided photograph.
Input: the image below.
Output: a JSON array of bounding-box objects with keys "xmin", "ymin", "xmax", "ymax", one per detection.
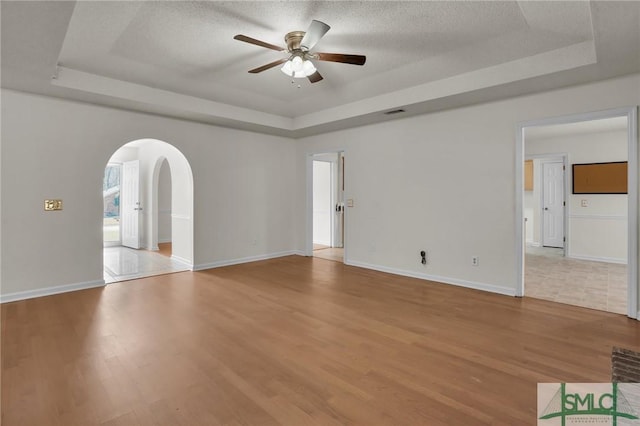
[{"xmin": 384, "ymin": 108, "xmax": 406, "ymax": 115}]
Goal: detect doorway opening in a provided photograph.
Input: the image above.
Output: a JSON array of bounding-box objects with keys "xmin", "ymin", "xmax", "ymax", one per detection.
[
  {"xmin": 524, "ymin": 155, "xmax": 569, "ymax": 253},
  {"xmin": 540, "ymin": 158, "xmax": 566, "ymax": 250},
  {"xmin": 517, "ymin": 108, "xmax": 637, "ymax": 318},
  {"xmin": 157, "ymin": 159, "xmax": 172, "ymax": 257},
  {"xmin": 102, "ymin": 139, "xmax": 194, "ymax": 283},
  {"xmin": 309, "ymin": 152, "xmax": 345, "ymax": 263},
  {"xmin": 103, "ymin": 163, "xmax": 122, "ymax": 246}
]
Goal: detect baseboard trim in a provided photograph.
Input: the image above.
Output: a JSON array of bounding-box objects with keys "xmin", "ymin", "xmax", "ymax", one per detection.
[
  {"xmin": 193, "ymin": 250, "xmax": 301, "ymax": 271},
  {"xmin": 345, "ymin": 260, "xmax": 516, "ymax": 297},
  {"xmin": 158, "ymin": 238, "xmax": 171, "ymax": 244},
  {"xmin": 567, "ymin": 254, "xmax": 627, "ymax": 264},
  {"xmin": 170, "ymin": 254, "xmax": 194, "ymax": 269},
  {"xmin": 526, "ymin": 241, "xmax": 541, "ymax": 247},
  {"xmin": 1, "ymin": 279, "xmax": 106, "ymax": 304}
]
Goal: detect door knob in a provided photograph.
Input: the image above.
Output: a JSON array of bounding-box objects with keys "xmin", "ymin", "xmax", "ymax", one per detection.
[{"xmin": 544, "ymin": 207, "xmax": 549, "ymax": 210}]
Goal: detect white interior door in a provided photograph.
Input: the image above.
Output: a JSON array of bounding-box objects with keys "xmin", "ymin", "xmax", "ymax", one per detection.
[
  {"xmin": 334, "ymin": 154, "xmax": 344, "ymax": 248},
  {"xmin": 312, "ymin": 161, "xmax": 332, "ymax": 246},
  {"xmin": 121, "ymin": 160, "xmax": 141, "ymax": 249},
  {"xmin": 542, "ymin": 161, "xmax": 564, "ymax": 248}
]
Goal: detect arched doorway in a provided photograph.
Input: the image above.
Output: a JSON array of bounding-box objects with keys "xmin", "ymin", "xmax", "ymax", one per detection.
[{"xmin": 102, "ymin": 139, "xmax": 194, "ymax": 282}]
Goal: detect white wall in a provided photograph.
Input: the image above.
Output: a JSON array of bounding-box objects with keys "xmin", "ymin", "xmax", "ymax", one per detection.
[
  {"xmin": 158, "ymin": 159, "xmax": 172, "ymax": 244},
  {"xmin": 109, "ymin": 146, "xmax": 138, "ymax": 164},
  {"xmin": 2, "ymin": 73, "xmax": 639, "ymax": 307},
  {"xmin": 526, "ymin": 129, "xmax": 628, "ymax": 262},
  {"xmin": 296, "ymin": 73, "xmax": 640, "ymax": 297},
  {"xmin": 137, "ymin": 140, "xmax": 193, "ymax": 260},
  {"xmin": 523, "ymin": 191, "xmax": 535, "ymax": 244},
  {"xmin": 1, "ymin": 89, "xmax": 298, "ymax": 299}
]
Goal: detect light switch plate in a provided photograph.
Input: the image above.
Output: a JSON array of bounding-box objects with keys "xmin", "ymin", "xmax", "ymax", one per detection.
[
  {"xmin": 346, "ymin": 199, "xmax": 354, "ymax": 207},
  {"xmin": 44, "ymin": 199, "xmax": 63, "ymax": 211},
  {"xmin": 581, "ymin": 199, "xmax": 588, "ymax": 207}
]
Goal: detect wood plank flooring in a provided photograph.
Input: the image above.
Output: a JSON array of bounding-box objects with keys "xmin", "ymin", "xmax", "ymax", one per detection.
[
  {"xmin": 2, "ymin": 255, "xmax": 639, "ymax": 425},
  {"xmin": 313, "ymin": 247, "xmax": 344, "ymax": 263},
  {"xmin": 157, "ymin": 243, "xmax": 172, "ymax": 258}
]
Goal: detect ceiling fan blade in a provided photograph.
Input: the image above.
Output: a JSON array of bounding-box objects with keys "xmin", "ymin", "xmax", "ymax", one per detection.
[
  {"xmin": 316, "ymin": 53, "xmax": 366, "ymax": 65},
  {"xmin": 233, "ymin": 34, "xmax": 285, "ymax": 52},
  {"xmin": 300, "ymin": 20, "xmax": 330, "ymax": 51},
  {"xmin": 307, "ymin": 71, "xmax": 323, "ymax": 83},
  {"xmin": 248, "ymin": 58, "xmax": 288, "ymax": 74}
]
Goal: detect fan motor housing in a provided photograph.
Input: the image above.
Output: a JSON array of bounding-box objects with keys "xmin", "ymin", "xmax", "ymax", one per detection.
[{"xmin": 285, "ymin": 31, "xmax": 306, "ymax": 52}]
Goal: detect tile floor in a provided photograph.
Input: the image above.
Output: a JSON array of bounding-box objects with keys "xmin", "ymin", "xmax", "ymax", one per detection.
[
  {"xmin": 525, "ymin": 246, "xmax": 627, "ymax": 314},
  {"xmin": 103, "ymin": 246, "xmax": 190, "ymax": 284}
]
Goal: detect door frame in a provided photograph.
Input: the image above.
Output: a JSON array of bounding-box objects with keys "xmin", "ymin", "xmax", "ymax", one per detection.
[
  {"xmin": 515, "ymin": 106, "xmax": 638, "ymax": 319},
  {"xmin": 103, "ymin": 162, "xmax": 123, "ymax": 247},
  {"xmin": 306, "ymin": 150, "xmax": 347, "ymax": 260},
  {"xmin": 332, "ymin": 155, "xmax": 345, "ymax": 248},
  {"xmin": 538, "ymin": 156, "xmax": 568, "ymax": 252},
  {"xmin": 104, "ymin": 139, "xmax": 195, "ymax": 269}
]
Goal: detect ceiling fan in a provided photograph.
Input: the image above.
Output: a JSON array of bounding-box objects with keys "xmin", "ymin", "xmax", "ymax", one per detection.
[{"xmin": 233, "ymin": 20, "xmax": 366, "ymax": 83}]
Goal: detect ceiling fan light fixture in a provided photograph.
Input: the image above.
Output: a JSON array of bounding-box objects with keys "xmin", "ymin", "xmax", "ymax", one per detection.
[
  {"xmin": 291, "ymin": 56, "xmax": 304, "ymax": 73},
  {"xmin": 281, "ymin": 56, "xmax": 317, "ymax": 79},
  {"xmin": 235, "ymin": 19, "xmax": 365, "ymax": 84},
  {"xmin": 302, "ymin": 59, "xmax": 316, "ymax": 75},
  {"xmin": 281, "ymin": 60, "xmax": 293, "ymax": 76}
]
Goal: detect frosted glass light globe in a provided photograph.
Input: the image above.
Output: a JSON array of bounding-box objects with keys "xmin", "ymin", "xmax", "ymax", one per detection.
[
  {"xmin": 281, "ymin": 60, "xmax": 293, "ymax": 76},
  {"xmin": 302, "ymin": 60, "xmax": 316, "ymax": 75},
  {"xmin": 291, "ymin": 56, "xmax": 304, "ymax": 73}
]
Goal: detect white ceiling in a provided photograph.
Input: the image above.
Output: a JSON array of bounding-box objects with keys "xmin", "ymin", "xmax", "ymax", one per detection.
[{"xmin": 2, "ymin": 1, "xmax": 639, "ymax": 137}]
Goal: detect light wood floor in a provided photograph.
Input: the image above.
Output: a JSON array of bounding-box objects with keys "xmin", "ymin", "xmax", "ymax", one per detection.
[
  {"xmin": 157, "ymin": 242, "xmax": 172, "ymax": 257},
  {"xmin": 3, "ymin": 256, "xmax": 639, "ymax": 425},
  {"xmin": 313, "ymin": 247, "xmax": 344, "ymax": 263}
]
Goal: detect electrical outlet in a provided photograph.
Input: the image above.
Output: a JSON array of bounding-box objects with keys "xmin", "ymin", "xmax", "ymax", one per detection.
[
  {"xmin": 420, "ymin": 250, "xmax": 427, "ymax": 265},
  {"xmin": 471, "ymin": 256, "xmax": 479, "ymax": 266}
]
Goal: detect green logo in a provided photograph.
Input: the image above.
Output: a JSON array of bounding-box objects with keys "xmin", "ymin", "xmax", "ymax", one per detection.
[{"xmin": 539, "ymin": 383, "xmax": 639, "ymax": 425}]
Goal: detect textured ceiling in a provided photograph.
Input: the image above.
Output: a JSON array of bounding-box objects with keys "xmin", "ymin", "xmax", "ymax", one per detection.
[
  {"xmin": 57, "ymin": 1, "xmax": 593, "ymax": 115},
  {"xmin": 2, "ymin": 1, "xmax": 639, "ymax": 137}
]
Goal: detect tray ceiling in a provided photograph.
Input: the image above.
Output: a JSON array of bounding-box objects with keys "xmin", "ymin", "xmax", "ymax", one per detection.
[{"xmin": 2, "ymin": 1, "xmax": 639, "ymax": 137}]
